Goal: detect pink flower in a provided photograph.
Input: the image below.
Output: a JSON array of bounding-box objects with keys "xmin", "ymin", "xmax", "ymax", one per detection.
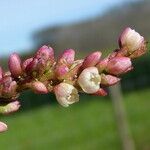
[
  {"xmin": 92, "ymin": 88, "xmax": 107, "ymax": 96},
  {"xmin": 82, "ymin": 51, "xmax": 101, "ymax": 69},
  {"xmin": 8, "ymin": 53, "xmax": 22, "ymax": 78},
  {"xmin": 0, "ymin": 122, "xmax": 7, "ymax": 133},
  {"xmin": 0, "ymin": 67, "xmax": 3, "ymax": 80},
  {"xmin": 106, "ymin": 57, "xmax": 132, "ymax": 75},
  {"xmin": 0, "ymin": 101, "xmax": 20, "ymax": 115},
  {"xmin": 58, "ymin": 49, "xmax": 75, "ymax": 65},
  {"xmin": 22, "ymin": 58, "xmax": 33, "ymax": 71},
  {"xmin": 96, "ymin": 58, "xmax": 109, "ymax": 72},
  {"xmin": 101, "ymin": 74, "xmax": 120, "ymax": 86},
  {"xmin": 0, "ymin": 76, "xmax": 17, "ymax": 98},
  {"xmin": 36, "ymin": 45, "xmax": 54, "ymax": 62},
  {"xmin": 55, "ymin": 65, "xmax": 69, "ymax": 79},
  {"xmin": 31, "ymin": 81, "xmax": 48, "ymax": 94},
  {"xmin": 54, "ymin": 83, "xmax": 79, "ymax": 107},
  {"xmin": 119, "ymin": 27, "xmax": 144, "ymax": 53},
  {"xmin": 78, "ymin": 67, "xmax": 101, "ymax": 94}
]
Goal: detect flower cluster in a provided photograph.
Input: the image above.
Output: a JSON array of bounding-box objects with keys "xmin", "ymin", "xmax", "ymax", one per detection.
[{"xmin": 0, "ymin": 27, "xmax": 147, "ymax": 132}]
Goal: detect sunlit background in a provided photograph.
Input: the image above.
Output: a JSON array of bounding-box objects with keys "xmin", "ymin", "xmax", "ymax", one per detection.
[{"xmin": 0, "ymin": 0, "xmax": 150, "ymax": 150}]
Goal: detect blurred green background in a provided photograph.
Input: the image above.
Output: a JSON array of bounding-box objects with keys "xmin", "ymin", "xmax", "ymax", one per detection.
[{"xmin": 0, "ymin": 0, "xmax": 150, "ymax": 150}]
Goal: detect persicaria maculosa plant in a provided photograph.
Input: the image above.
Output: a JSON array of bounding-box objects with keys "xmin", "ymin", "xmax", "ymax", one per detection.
[{"xmin": 0, "ymin": 27, "xmax": 147, "ymax": 132}]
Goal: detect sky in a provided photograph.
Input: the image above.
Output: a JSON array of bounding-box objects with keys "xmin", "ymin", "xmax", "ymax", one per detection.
[{"xmin": 0, "ymin": 0, "xmax": 137, "ymax": 56}]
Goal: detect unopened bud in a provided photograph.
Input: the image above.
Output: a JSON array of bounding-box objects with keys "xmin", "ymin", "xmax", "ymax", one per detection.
[
  {"xmin": 31, "ymin": 81, "xmax": 48, "ymax": 94},
  {"xmin": 55, "ymin": 65, "xmax": 69, "ymax": 79},
  {"xmin": 101, "ymin": 74, "xmax": 120, "ymax": 86},
  {"xmin": 54, "ymin": 83, "xmax": 79, "ymax": 107},
  {"xmin": 59, "ymin": 49, "xmax": 75, "ymax": 65},
  {"xmin": 65, "ymin": 60, "xmax": 83, "ymax": 80},
  {"xmin": 8, "ymin": 53, "xmax": 22, "ymax": 78},
  {"xmin": 119, "ymin": 27, "xmax": 144, "ymax": 53},
  {"xmin": 0, "ymin": 101, "xmax": 20, "ymax": 114},
  {"xmin": 25, "ymin": 58, "xmax": 38, "ymax": 73},
  {"xmin": 0, "ymin": 67, "xmax": 3, "ymax": 80},
  {"xmin": 1, "ymin": 77, "xmax": 17, "ymax": 98},
  {"xmin": 78, "ymin": 67, "xmax": 101, "ymax": 94},
  {"xmin": 106, "ymin": 57, "xmax": 132, "ymax": 75},
  {"xmin": 82, "ymin": 51, "xmax": 102, "ymax": 69},
  {"xmin": 0, "ymin": 122, "xmax": 7, "ymax": 133},
  {"xmin": 22, "ymin": 58, "xmax": 33, "ymax": 71},
  {"xmin": 96, "ymin": 58, "xmax": 109, "ymax": 72},
  {"xmin": 92, "ymin": 88, "xmax": 107, "ymax": 96},
  {"xmin": 36, "ymin": 45, "xmax": 54, "ymax": 62}
]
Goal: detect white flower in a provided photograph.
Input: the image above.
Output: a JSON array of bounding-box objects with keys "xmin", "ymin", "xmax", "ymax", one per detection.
[
  {"xmin": 119, "ymin": 27, "xmax": 144, "ymax": 53},
  {"xmin": 54, "ymin": 83, "xmax": 79, "ymax": 107},
  {"xmin": 78, "ymin": 67, "xmax": 101, "ymax": 94}
]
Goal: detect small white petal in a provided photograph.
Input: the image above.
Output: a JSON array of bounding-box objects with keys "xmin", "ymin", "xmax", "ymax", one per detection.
[
  {"xmin": 78, "ymin": 67, "xmax": 101, "ymax": 94},
  {"xmin": 54, "ymin": 83, "xmax": 79, "ymax": 107},
  {"xmin": 121, "ymin": 28, "xmax": 144, "ymax": 52}
]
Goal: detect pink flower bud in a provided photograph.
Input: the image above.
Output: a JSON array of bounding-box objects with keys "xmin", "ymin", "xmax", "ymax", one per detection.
[
  {"xmin": 55, "ymin": 65, "xmax": 69, "ymax": 79},
  {"xmin": 22, "ymin": 58, "xmax": 33, "ymax": 71},
  {"xmin": 59, "ymin": 49, "xmax": 75, "ymax": 65},
  {"xmin": 106, "ymin": 57, "xmax": 132, "ymax": 75},
  {"xmin": 82, "ymin": 51, "xmax": 102, "ymax": 69},
  {"xmin": 31, "ymin": 81, "xmax": 48, "ymax": 94},
  {"xmin": 8, "ymin": 53, "xmax": 22, "ymax": 78},
  {"xmin": 8, "ymin": 81, "xmax": 17, "ymax": 94},
  {"xmin": 25, "ymin": 58, "xmax": 38, "ymax": 73},
  {"xmin": 65, "ymin": 60, "xmax": 83, "ymax": 80},
  {"xmin": 119, "ymin": 27, "xmax": 144, "ymax": 53},
  {"xmin": 36, "ymin": 45, "xmax": 54, "ymax": 62},
  {"xmin": 101, "ymin": 74, "xmax": 120, "ymax": 86},
  {"xmin": 26, "ymin": 47, "xmax": 55, "ymax": 76},
  {"xmin": 0, "ymin": 101, "xmax": 20, "ymax": 114},
  {"xmin": 92, "ymin": 88, "xmax": 107, "ymax": 96},
  {"xmin": 96, "ymin": 58, "xmax": 109, "ymax": 72},
  {"xmin": 1, "ymin": 76, "xmax": 17, "ymax": 98},
  {"xmin": 78, "ymin": 67, "xmax": 101, "ymax": 94},
  {"xmin": 0, "ymin": 122, "xmax": 7, "ymax": 133},
  {"xmin": 0, "ymin": 67, "xmax": 3, "ymax": 80},
  {"xmin": 54, "ymin": 83, "xmax": 79, "ymax": 107}
]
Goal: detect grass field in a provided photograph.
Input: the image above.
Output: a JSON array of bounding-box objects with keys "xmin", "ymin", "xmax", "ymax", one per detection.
[{"xmin": 0, "ymin": 88, "xmax": 150, "ymax": 150}]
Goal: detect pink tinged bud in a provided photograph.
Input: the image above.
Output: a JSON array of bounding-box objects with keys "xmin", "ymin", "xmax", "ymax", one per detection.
[
  {"xmin": 25, "ymin": 58, "xmax": 38, "ymax": 73},
  {"xmin": 92, "ymin": 88, "xmax": 107, "ymax": 96},
  {"xmin": 129, "ymin": 41, "xmax": 147, "ymax": 59},
  {"xmin": 55, "ymin": 65, "xmax": 69, "ymax": 78},
  {"xmin": 8, "ymin": 81, "xmax": 17, "ymax": 94},
  {"xmin": 119, "ymin": 27, "xmax": 144, "ymax": 53},
  {"xmin": 96, "ymin": 58, "xmax": 109, "ymax": 72},
  {"xmin": 106, "ymin": 57, "xmax": 132, "ymax": 75},
  {"xmin": 22, "ymin": 58, "xmax": 33, "ymax": 71},
  {"xmin": 8, "ymin": 53, "xmax": 22, "ymax": 77},
  {"xmin": 0, "ymin": 122, "xmax": 7, "ymax": 133},
  {"xmin": 1, "ymin": 76, "xmax": 17, "ymax": 97},
  {"xmin": 101, "ymin": 74, "xmax": 120, "ymax": 86},
  {"xmin": 31, "ymin": 81, "xmax": 48, "ymax": 94},
  {"xmin": 82, "ymin": 51, "xmax": 102, "ymax": 69},
  {"xmin": 65, "ymin": 60, "xmax": 83, "ymax": 80},
  {"xmin": 0, "ymin": 101, "xmax": 20, "ymax": 115},
  {"xmin": 0, "ymin": 67, "xmax": 3, "ymax": 80},
  {"xmin": 78, "ymin": 67, "xmax": 101, "ymax": 94},
  {"xmin": 59, "ymin": 49, "xmax": 75, "ymax": 65},
  {"xmin": 36, "ymin": 45, "xmax": 54, "ymax": 62},
  {"xmin": 54, "ymin": 83, "xmax": 79, "ymax": 107}
]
